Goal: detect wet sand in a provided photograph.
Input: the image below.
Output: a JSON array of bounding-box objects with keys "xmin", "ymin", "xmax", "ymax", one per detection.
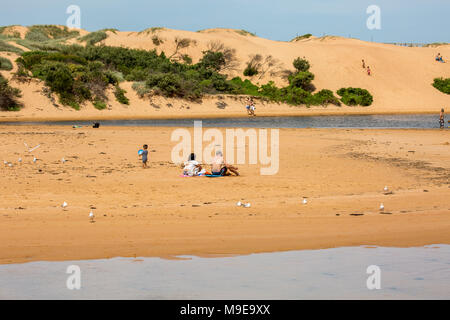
[{"xmin": 0, "ymin": 126, "xmax": 449, "ymax": 264}]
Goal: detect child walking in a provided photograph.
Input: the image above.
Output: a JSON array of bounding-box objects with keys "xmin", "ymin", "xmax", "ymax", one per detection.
[{"xmin": 140, "ymin": 144, "xmax": 149, "ymax": 168}]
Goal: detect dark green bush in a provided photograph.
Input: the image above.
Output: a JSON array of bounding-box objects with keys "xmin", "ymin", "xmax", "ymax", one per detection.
[
  {"xmin": 288, "ymin": 71, "xmax": 315, "ymax": 91},
  {"xmin": 337, "ymin": 87, "xmax": 373, "ymax": 106},
  {"xmin": 0, "ymin": 74, "xmax": 22, "ymax": 111},
  {"xmin": 433, "ymin": 78, "xmax": 450, "ymax": 94},
  {"xmin": 25, "ymin": 25, "xmax": 79, "ymax": 42},
  {"xmin": 243, "ymin": 65, "xmax": 258, "ymax": 76},
  {"xmin": 199, "ymin": 51, "xmax": 225, "ymax": 71},
  {"xmin": 293, "ymin": 57, "xmax": 310, "ymax": 72},
  {"xmin": 114, "ymin": 85, "xmax": 129, "ymax": 104}
]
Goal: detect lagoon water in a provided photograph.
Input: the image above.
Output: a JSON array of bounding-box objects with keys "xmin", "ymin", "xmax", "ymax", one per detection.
[
  {"xmin": 1, "ymin": 245, "xmax": 449, "ymax": 299},
  {"xmin": 1, "ymin": 114, "xmax": 445, "ymax": 129}
]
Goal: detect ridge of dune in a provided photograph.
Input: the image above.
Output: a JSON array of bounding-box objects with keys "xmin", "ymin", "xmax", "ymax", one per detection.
[{"xmin": 1, "ymin": 26, "xmax": 450, "ymax": 120}]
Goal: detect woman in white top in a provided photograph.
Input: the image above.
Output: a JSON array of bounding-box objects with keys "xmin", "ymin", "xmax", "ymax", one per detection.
[{"xmin": 182, "ymin": 153, "xmax": 204, "ymax": 176}]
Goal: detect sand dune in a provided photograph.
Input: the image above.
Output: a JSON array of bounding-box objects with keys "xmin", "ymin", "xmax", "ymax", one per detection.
[{"xmin": 1, "ymin": 26, "xmax": 450, "ymax": 121}]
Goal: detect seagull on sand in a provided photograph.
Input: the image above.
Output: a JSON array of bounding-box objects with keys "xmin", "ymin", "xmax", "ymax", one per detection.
[
  {"xmin": 302, "ymin": 198, "xmax": 308, "ymax": 205},
  {"xmin": 24, "ymin": 142, "xmax": 41, "ymax": 153},
  {"xmin": 379, "ymin": 203, "xmax": 384, "ymax": 211},
  {"xmin": 18, "ymin": 158, "xmax": 22, "ymax": 163},
  {"xmin": 384, "ymin": 186, "xmax": 389, "ymax": 192},
  {"xmin": 244, "ymin": 203, "xmax": 251, "ymax": 208},
  {"xmin": 33, "ymin": 157, "xmax": 37, "ymax": 163},
  {"xmin": 89, "ymin": 210, "xmax": 95, "ymax": 222},
  {"xmin": 236, "ymin": 201, "xmax": 242, "ymax": 207},
  {"xmin": 62, "ymin": 201, "xmax": 68, "ymax": 209},
  {"xmin": 61, "ymin": 157, "xmax": 66, "ymax": 163}
]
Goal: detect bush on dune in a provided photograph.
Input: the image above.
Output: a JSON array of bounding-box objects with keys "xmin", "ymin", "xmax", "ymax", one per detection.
[
  {"xmin": 337, "ymin": 87, "xmax": 373, "ymax": 106},
  {"xmin": 433, "ymin": 77, "xmax": 450, "ymax": 94},
  {"xmin": 0, "ymin": 73, "xmax": 22, "ymax": 111}
]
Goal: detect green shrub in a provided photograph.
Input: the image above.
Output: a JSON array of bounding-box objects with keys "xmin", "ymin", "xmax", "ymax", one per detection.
[
  {"xmin": 93, "ymin": 99, "xmax": 107, "ymax": 110},
  {"xmin": 309, "ymin": 89, "xmax": 341, "ymax": 106},
  {"xmin": 293, "ymin": 57, "xmax": 310, "ymax": 72},
  {"xmin": 114, "ymin": 85, "xmax": 129, "ymax": 104},
  {"xmin": 199, "ymin": 51, "xmax": 225, "ymax": 71},
  {"xmin": 337, "ymin": 87, "xmax": 373, "ymax": 106},
  {"xmin": 0, "ymin": 57, "xmax": 13, "ymax": 70},
  {"xmin": 243, "ymin": 65, "xmax": 258, "ymax": 76},
  {"xmin": 291, "ymin": 34, "xmax": 313, "ymax": 42},
  {"xmin": 288, "ymin": 71, "xmax": 315, "ymax": 91},
  {"xmin": 0, "ymin": 74, "xmax": 22, "ymax": 111},
  {"xmin": 132, "ymin": 81, "xmax": 150, "ymax": 97},
  {"xmin": 433, "ymin": 78, "xmax": 450, "ymax": 94}
]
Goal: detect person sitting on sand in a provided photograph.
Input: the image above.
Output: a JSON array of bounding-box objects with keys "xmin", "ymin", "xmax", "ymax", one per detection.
[
  {"xmin": 211, "ymin": 150, "xmax": 239, "ymax": 176},
  {"xmin": 139, "ymin": 144, "xmax": 149, "ymax": 168},
  {"xmin": 182, "ymin": 153, "xmax": 205, "ymax": 176},
  {"xmin": 435, "ymin": 53, "xmax": 445, "ymax": 63},
  {"xmin": 439, "ymin": 108, "xmax": 445, "ymax": 129}
]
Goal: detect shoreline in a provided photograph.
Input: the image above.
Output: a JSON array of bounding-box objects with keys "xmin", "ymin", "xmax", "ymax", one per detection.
[{"xmin": 0, "ymin": 109, "xmax": 441, "ymax": 123}]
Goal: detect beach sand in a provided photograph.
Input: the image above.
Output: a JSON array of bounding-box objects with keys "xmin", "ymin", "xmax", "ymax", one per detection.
[{"xmin": 0, "ymin": 125, "xmax": 449, "ymax": 264}]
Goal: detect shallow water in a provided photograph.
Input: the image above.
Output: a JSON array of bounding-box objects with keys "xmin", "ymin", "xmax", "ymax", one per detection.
[
  {"xmin": 1, "ymin": 114, "xmax": 446, "ymax": 129},
  {"xmin": 1, "ymin": 245, "xmax": 449, "ymax": 299}
]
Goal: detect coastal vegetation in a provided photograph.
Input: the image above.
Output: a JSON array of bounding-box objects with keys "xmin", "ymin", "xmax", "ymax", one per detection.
[
  {"xmin": 433, "ymin": 77, "xmax": 450, "ymax": 94},
  {"xmin": 0, "ymin": 73, "xmax": 22, "ymax": 111}
]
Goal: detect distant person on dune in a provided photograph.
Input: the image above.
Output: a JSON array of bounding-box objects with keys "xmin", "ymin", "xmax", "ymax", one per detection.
[
  {"xmin": 362, "ymin": 59, "xmax": 365, "ymax": 68},
  {"xmin": 439, "ymin": 108, "xmax": 445, "ymax": 129},
  {"xmin": 435, "ymin": 53, "xmax": 445, "ymax": 63},
  {"xmin": 367, "ymin": 66, "xmax": 371, "ymax": 76}
]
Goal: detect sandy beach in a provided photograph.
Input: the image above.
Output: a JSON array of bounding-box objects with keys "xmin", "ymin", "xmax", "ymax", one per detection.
[{"xmin": 0, "ymin": 125, "xmax": 448, "ymax": 265}]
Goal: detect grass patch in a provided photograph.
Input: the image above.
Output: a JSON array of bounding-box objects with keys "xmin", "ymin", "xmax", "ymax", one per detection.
[
  {"xmin": 291, "ymin": 34, "xmax": 313, "ymax": 42},
  {"xmin": 93, "ymin": 99, "xmax": 107, "ymax": 110},
  {"xmin": 236, "ymin": 29, "xmax": 256, "ymax": 37},
  {"xmin": 0, "ymin": 57, "xmax": 13, "ymax": 70},
  {"xmin": 0, "ymin": 40, "xmax": 23, "ymax": 54},
  {"xmin": 79, "ymin": 31, "xmax": 108, "ymax": 46}
]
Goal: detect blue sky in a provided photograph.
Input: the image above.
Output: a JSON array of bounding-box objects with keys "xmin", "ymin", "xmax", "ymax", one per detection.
[{"xmin": 1, "ymin": 0, "xmax": 449, "ymax": 43}]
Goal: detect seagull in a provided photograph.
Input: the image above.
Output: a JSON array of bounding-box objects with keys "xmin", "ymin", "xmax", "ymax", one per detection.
[
  {"xmin": 62, "ymin": 201, "xmax": 68, "ymax": 209},
  {"xmin": 379, "ymin": 203, "xmax": 384, "ymax": 211},
  {"xmin": 33, "ymin": 157, "xmax": 37, "ymax": 163},
  {"xmin": 236, "ymin": 201, "xmax": 242, "ymax": 207},
  {"xmin": 24, "ymin": 142, "xmax": 41, "ymax": 153},
  {"xmin": 89, "ymin": 211, "xmax": 95, "ymax": 222},
  {"xmin": 3, "ymin": 160, "xmax": 8, "ymax": 165},
  {"xmin": 8, "ymin": 163, "xmax": 13, "ymax": 167},
  {"xmin": 244, "ymin": 203, "xmax": 251, "ymax": 208},
  {"xmin": 18, "ymin": 158, "xmax": 22, "ymax": 163},
  {"xmin": 61, "ymin": 157, "xmax": 66, "ymax": 163},
  {"xmin": 384, "ymin": 186, "xmax": 389, "ymax": 192},
  {"xmin": 302, "ymin": 198, "xmax": 308, "ymax": 205}
]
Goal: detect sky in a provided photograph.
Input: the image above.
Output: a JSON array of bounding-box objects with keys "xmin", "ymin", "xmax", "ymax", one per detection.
[{"xmin": 1, "ymin": 0, "xmax": 449, "ymax": 43}]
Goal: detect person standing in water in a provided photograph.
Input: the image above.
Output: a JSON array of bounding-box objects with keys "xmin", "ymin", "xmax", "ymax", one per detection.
[{"xmin": 439, "ymin": 108, "xmax": 445, "ymax": 129}]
